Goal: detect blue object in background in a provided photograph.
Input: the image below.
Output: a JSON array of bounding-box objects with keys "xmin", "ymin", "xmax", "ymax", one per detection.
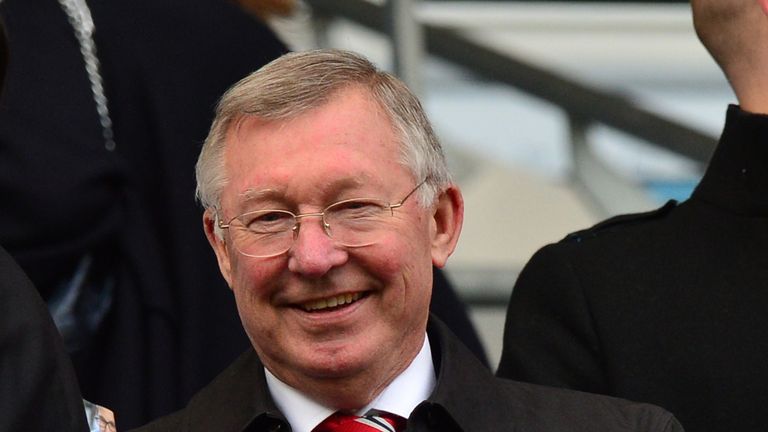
[{"xmin": 645, "ymin": 179, "xmax": 699, "ymax": 204}]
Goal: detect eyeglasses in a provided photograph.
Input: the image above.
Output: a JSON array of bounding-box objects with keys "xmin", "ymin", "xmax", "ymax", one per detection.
[{"xmin": 218, "ymin": 179, "xmax": 427, "ymax": 258}]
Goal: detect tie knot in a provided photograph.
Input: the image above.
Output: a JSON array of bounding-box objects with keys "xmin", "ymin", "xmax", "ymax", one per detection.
[{"xmin": 313, "ymin": 410, "xmax": 406, "ymax": 432}]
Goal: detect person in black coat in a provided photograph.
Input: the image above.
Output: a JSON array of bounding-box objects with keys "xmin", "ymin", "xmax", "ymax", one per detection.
[
  {"xmin": 0, "ymin": 243, "xmax": 89, "ymax": 432},
  {"xmin": 133, "ymin": 48, "xmax": 681, "ymax": 432},
  {"xmin": 497, "ymin": 1, "xmax": 768, "ymax": 431}
]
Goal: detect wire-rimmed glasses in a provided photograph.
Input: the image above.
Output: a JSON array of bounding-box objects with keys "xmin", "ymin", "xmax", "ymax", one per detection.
[{"xmin": 218, "ymin": 179, "xmax": 427, "ymax": 258}]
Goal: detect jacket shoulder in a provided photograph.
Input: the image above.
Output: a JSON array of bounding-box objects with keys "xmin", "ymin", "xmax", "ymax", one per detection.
[
  {"xmin": 128, "ymin": 350, "xmax": 275, "ymax": 432},
  {"xmin": 563, "ymin": 200, "xmax": 678, "ymax": 244},
  {"xmin": 494, "ymin": 379, "xmax": 684, "ymax": 432}
]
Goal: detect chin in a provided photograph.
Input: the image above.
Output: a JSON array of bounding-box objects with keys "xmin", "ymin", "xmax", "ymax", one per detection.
[{"xmin": 301, "ymin": 349, "xmax": 373, "ymax": 379}]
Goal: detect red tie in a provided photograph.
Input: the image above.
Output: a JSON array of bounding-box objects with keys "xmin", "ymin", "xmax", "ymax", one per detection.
[{"xmin": 312, "ymin": 411, "xmax": 406, "ymax": 432}]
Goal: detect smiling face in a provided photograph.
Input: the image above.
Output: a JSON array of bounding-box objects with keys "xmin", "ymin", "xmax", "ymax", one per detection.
[{"xmin": 203, "ymin": 85, "xmax": 463, "ymax": 409}]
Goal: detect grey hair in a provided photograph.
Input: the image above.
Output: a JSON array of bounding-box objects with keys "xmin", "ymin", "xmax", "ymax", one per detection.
[{"xmin": 195, "ymin": 49, "xmax": 451, "ymax": 215}]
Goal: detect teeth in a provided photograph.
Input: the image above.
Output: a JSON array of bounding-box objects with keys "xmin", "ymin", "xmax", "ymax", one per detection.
[{"xmin": 302, "ymin": 292, "xmax": 362, "ymax": 311}]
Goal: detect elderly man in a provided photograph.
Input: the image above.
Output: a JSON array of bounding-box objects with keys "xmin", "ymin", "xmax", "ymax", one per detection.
[
  {"xmin": 498, "ymin": 1, "xmax": 768, "ymax": 431},
  {"xmin": 134, "ymin": 50, "xmax": 682, "ymax": 432}
]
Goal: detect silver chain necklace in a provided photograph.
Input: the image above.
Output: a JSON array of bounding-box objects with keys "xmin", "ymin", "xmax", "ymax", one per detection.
[{"xmin": 56, "ymin": 0, "xmax": 117, "ymax": 151}]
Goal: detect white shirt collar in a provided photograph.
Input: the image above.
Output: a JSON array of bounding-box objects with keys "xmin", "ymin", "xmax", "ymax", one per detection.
[{"xmin": 265, "ymin": 333, "xmax": 435, "ymax": 432}]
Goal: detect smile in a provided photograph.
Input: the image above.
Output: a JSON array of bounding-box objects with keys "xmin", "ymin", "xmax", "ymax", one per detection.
[{"xmin": 300, "ymin": 292, "xmax": 365, "ymax": 312}]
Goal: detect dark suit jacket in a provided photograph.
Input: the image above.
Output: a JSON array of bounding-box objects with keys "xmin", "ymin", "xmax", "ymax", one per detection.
[
  {"xmin": 132, "ymin": 317, "xmax": 682, "ymax": 432},
  {"xmin": 498, "ymin": 105, "xmax": 768, "ymax": 432},
  {"xmin": 0, "ymin": 245, "xmax": 88, "ymax": 432}
]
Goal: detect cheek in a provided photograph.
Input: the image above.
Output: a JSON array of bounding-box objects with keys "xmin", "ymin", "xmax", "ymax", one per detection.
[
  {"xmin": 230, "ymin": 256, "xmax": 284, "ymax": 305},
  {"xmin": 367, "ymin": 228, "xmax": 433, "ymax": 292},
  {"xmin": 396, "ymin": 218, "xmax": 434, "ymax": 265},
  {"xmin": 230, "ymin": 258, "xmax": 285, "ymax": 346}
]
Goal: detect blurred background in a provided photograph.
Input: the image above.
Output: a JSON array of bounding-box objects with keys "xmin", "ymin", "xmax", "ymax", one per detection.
[{"xmin": 266, "ymin": 0, "xmax": 731, "ymax": 368}]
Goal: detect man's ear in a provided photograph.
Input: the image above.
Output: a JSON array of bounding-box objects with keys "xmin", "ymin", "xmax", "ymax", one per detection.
[
  {"xmin": 203, "ymin": 209, "xmax": 234, "ymax": 289},
  {"xmin": 760, "ymin": 0, "xmax": 768, "ymax": 16},
  {"xmin": 430, "ymin": 185, "xmax": 464, "ymax": 268}
]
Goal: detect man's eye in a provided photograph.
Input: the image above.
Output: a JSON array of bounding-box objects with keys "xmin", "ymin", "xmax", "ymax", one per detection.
[
  {"xmin": 242, "ymin": 211, "xmax": 292, "ymax": 231},
  {"xmin": 257, "ymin": 211, "xmax": 289, "ymax": 222},
  {"xmin": 332, "ymin": 201, "xmax": 384, "ymax": 217}
]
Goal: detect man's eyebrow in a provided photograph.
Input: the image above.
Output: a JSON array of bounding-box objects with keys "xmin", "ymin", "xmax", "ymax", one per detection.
[
  {"xmin": 232, "ymin": 189, "xmax": 283, "ymax": 211},
  {"xmin": 237, "ymin": 177, "xmax": 371, "ymax": 205},
  {"xmin": 239, "ymin": 177, "xmax": 369, "ymax": 197},
  {"xmin": 239, "ymin": 188, "xmax": 282, "ymax": 201}
]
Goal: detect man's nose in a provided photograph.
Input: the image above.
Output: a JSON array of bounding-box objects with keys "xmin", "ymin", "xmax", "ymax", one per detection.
[{"xmin": 287, "ymin": 217, "xmax": 348, "ymax": 277}]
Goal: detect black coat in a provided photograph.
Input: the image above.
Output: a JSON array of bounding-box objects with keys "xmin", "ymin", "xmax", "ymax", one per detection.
[
  {"xmin": 498, "ymin": 105, "xmax": 768, "ymax": 432},
  {"xmin": 0, "ymin": 245, "xmax": 88, "ymax": 432},
  {"xmin": 132, "ymin": 317, "xmax": 682, "ymax": 432}
]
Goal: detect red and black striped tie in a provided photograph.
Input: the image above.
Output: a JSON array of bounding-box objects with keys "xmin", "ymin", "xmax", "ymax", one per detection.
[{"xmin": 312, "ymin": 411, "xmax": 406, "ymax": 432}]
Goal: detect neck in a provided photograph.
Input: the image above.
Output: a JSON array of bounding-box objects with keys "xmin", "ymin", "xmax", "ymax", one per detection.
[
  {"xmin": 736, "ymin": 89, "xmax": 768, "ymax": 116},
  {"xmin": 729, "ymin": 63, "xmax": 768, "ymax": 115},
  {"xmin": 304, "ymin": 373, "xmax": 402, "ymax": 411}
]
